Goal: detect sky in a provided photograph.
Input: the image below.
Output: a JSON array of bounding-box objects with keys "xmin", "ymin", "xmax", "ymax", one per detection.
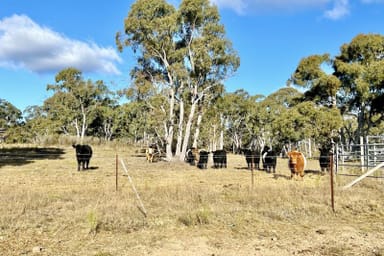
[{"xmin": 1, "ymin": 0, "xmax": 384, "ymax": 112}]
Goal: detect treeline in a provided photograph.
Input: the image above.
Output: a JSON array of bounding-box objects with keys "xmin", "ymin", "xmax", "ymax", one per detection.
[{"xmin": 1, "ymin": 0, "xmax": 384, "ymax": 161}]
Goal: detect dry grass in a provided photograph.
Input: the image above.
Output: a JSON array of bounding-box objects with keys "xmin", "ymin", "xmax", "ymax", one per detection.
[{"xmin": 0, "ymin": 144, "xmax": 383, "ymax": 256}]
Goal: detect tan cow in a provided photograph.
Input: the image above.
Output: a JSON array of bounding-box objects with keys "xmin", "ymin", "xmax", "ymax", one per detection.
[
  {"xmin": 287, "ymin": 150, "xmax": 306, "ymax": 179},
  {"xmin": 146, "ymin": 147, "xmax": 155, "ymax": 163}
]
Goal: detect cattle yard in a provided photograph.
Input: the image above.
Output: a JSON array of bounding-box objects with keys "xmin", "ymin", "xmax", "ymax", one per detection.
[{"xmin": 0, "ymin": 144, "xmax": 383, "ymax": 255}]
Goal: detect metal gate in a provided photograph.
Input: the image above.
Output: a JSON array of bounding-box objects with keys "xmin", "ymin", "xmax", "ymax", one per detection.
[
  {"xmin": 336, "ymin": 136, "xmax": 384, "ymax": 176},
  {"xmin": 366, "ymin": 136, "xmax": 384, "ymax": 168}
]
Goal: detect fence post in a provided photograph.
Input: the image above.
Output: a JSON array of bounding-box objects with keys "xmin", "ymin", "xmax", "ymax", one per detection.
[
  {"xmin": 360, "ymin": 136, "xmax": 365, "ymax": 173},
  {"xmin": 251, "ymin": 157, "xmax": 254, "ymax": 189},
  {"xmin": 115, "ymin": 154, "xmax": 118, "ymax": 192},
  {"xmin": 330, "ymin": 151, "xmax": 335, "ymax": 212}
]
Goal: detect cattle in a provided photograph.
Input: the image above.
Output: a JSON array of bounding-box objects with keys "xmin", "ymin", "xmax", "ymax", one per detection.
[
  {"xmin": 212, "ymin": 150, "xmax": 227, "ymax": 168},
  {"xmin": 262, "ymin": 146, "xmax": 277, "ymax": 173},
  {"xmin": 186, "ymin": 147, "xmax": 199, "ymax": 166},
  {"xmin": 242, "ymin": 148, "xmax": 260, "ymax": 170},
  {"xmin": 146, "ymin": 144, "xmax": 159, "ymax": 163},
  {"xmin": 146, "ymin": 147, "xmax": 155, "ymax": 163},
  {"xmin": 319, "ymin": 146, "xmax": 332, "ymax": 173},
  {"xmin": 197, "ymin": 150, "xmax": 209, "ymax": 169},
  {"xmin": 72, "ymin": 144, "xmax": 92, "ymax": 171},
  {"xmin": 287, "ymin": 150, "xmax": 306, "ymax": 179}
]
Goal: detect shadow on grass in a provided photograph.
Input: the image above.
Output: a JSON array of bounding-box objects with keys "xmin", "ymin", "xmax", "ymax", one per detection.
[
  {"xmin": 0, "ymin": 147, "xmax": 65, "ymax": 168},
  {"xmin": 305, "ymin": 169, "xmax": 325, "ymax": 175}
]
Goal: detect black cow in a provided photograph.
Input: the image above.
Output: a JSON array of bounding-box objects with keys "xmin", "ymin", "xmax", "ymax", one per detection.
[
  {"xmin": 319, "ymin": 146, "xmax": 332, "ymax": 173},
  {"xmin": 262, "ymin": 146, "xmax": 277, "ymax": 173},
  {"xmin": 242, "ymin": 148, "xmax": 260, "ymax": 170},
  {"xmin": 212, "ymin": 150, "xmax": 227, "ymax": 168},
  {"xmin": 197, "ymin": 150, "xmax": 209, "ymax": 169},
  {"xmin": 72, "ymin": 144, "xmax": 93, "ymax": 171}
]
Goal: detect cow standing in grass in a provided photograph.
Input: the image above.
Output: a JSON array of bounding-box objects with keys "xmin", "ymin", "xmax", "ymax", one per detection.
[
  {"xmin": 319, "ymin": 146, "xmax": 332, "ymax": 173},
  {"xmin": 287, "ymin": 149, "xmax": 306, "ymax": 179},
  {"xmin": 197, "ymin": 150, "xmax": 209, "ymax": 169},
  {"xmin": 242, "ymin": 148, "xmax": 260, "ymax": 170},
  {"xmin": 73, "ymin": 144, "xmax": 93, "ymax": 171},
  {"xmin": 262, "ymin": 146, "xmax": 277, "ymax": 173},
  {"xmin": 212, "ymin": 150, "xmax": 227, "ymax": 168}
]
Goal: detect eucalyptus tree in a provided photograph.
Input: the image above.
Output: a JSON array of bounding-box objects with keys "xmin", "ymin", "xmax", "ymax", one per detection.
[
  {"xmin": 117, "ymin": 0, "xmax": 239, "ymax": 161},
  {"xmin": 176, "ymin": 0, "xmax": 239, "ymax": 159},
  {"xmin": 219, "ymin": 90, "xmax": 254, "ymax": 152},
  {"xmin": 23, "ymin": 105, "xmax": 58, "ymax": 143},
  {"xmin": 46, "ymin": 68, "xmax": 112, "ymax": 142},
  {"xmin": 0, "ymin": 99, "xmax": 23, "ymax": 142},
  {"xmin": 290, "ymin": 54, "xmax": 340, "ymax": 108},
  {"xmin": 291, "ymin": 34, "xmax": 384, "ymax": 144},
  {"xmin": 273, "ymin": 101, "xmax": 343, "ymax": 149},
  {"xmin": 334, "ymin": 33, "xmax": 384, "ymax": 142},
  {"xmin": 117, "ymin": 0, "xmax": 180, "ymax": 160},
  {"xmin": 251, "ymin": 87, "xmax": 302, "ymax": 150},
  {"xmin": 0, "ymin": 99, "xmax": 22, "ymax": 127},
  {"xmin": 88, "ymin": 100, "xmax": 119, "ymax": 141}
]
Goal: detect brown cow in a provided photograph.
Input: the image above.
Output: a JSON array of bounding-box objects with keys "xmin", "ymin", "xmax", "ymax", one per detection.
[{"xmin": 287, "ymin": 150, "xmax": 306, "ymax": 179}]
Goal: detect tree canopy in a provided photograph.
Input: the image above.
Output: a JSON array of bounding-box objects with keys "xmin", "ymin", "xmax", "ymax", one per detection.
[{"xmin": 0, "ymin": 1, "xmax": 382, "ymax": 160}]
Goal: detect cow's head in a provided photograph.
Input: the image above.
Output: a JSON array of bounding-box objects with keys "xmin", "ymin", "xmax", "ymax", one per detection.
[{"xmin": 288, "ymin": 151, "xmax": 301, "ymax": 166}]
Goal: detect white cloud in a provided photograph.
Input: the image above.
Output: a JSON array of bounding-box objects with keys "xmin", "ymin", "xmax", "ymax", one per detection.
[
  {"xmin": 0, "ymin": 14, "xmax": 122, "ymax": 75},
  {"xmin": 324, "ymin": 0, "xmax": 350, "ymax": 20}
]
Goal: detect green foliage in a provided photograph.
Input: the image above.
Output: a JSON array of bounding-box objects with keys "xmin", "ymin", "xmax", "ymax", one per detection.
[
  {"xmin": 273, "ymin": 101, "xmax": 343, "ymax": 146},
  {"xmin": 44, "ymin": 68, "xmax": 117, "ymax": 140},
  {"xmin": 290, "ymin": 54, "xmax": 340, "ymax": 107},
  {"xmin": 3, "ymin": 11, "xmax": 384, "ymax": 152},
  {"xmin": 0, "ymin": 99, "xmax": 22, "ymax": 127},
  {"xmin": 117, "ymin": 0, "xmax": 239, "ymax": 158},
  {"xmin": 290, "ymin": 33, "xmax": 384, "ymax": 146},
  {"xmin": 334, "ymin": 33, "xmax": 384, "ymax": 141}
]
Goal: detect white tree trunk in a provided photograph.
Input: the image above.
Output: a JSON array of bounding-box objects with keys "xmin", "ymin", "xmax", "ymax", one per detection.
[
  {"xmin": 175, "ymin": 98, "xmax": 184, "ymax": 158},
  {"xmin": 165, "ymin": 89, "xmax": 175, "ymax": 161},
  {"xmin": 80, "ymin": 103, "xmax": 87, "ymax": 143},
  {"xmin": 180, "ymin": 101, "xmax": 197, "ymax": 161},
  {"xmin": 192, "ymin": 109, "xmax": 203, "ymax": 148}
]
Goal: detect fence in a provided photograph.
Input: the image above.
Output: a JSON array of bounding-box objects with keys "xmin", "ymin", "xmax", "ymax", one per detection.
[
  {"xmin": 0, "ymin": 128, "xmax": 6, "ymax": 143},
  {"xmin": 335, "ymin": 136, "xmax": 384, "ymax": 178}
]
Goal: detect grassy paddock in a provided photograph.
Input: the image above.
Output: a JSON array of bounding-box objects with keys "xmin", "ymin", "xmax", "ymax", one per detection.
[{"xmin": 0, "ymin": 144, "xmax": 383, "ymax": 255}]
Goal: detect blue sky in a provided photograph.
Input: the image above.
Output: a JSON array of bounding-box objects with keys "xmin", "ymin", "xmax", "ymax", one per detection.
[{"xmin": 1, "ymin": 0, "xmax": 384, "ymax": 112}]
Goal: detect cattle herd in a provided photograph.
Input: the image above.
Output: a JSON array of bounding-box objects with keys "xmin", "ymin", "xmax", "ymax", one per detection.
[
  {"xmin": 72, "ymin": 142, "xmax": 332, "ymax": 179},
  {"xmin": 182, "ymin": 145, "xmax": 332, "ymax": 179},
  {"xmin": 186, "ymin": 148, "xmax": 227, "ymax": 169}
]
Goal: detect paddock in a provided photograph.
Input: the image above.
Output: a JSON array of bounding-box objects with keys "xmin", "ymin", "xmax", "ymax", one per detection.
[{"xmin": 0, "ymin": 144, "xmax": 383, "ymax": 255}]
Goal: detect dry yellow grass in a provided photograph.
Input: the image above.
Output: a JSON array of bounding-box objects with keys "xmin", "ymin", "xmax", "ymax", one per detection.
[{"xmin": 0, "ymin": 144, "xmax": 383, "ymax": 255}]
